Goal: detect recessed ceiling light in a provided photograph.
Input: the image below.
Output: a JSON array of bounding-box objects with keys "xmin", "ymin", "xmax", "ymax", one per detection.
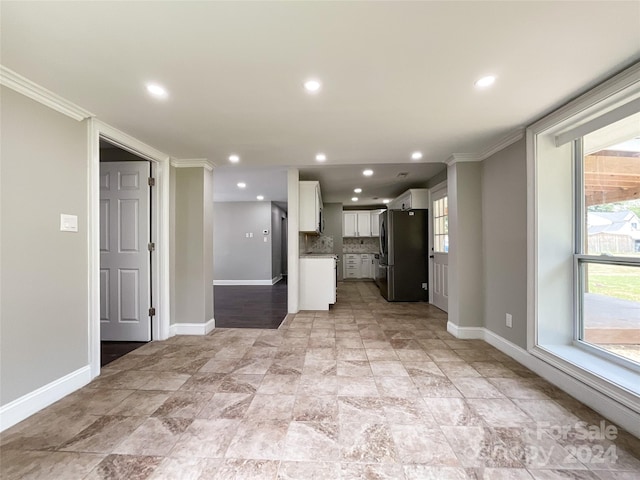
[
  {"xmin": 382, "ymin": 199, "xmax": 390, "ymax": 204},
  {"xmin": 257, "ymin": 195, "xmax": 264, "ymax": 201},
  {"xmin": 229, "ymin": 154, "xmax": 240, "ymax": 163},
  {"xmin": 411, "ymin": 151, "xmax": 423, "ymax": 160},
  {"xmin": 146, "ymin": 83, "xmax": 168, "ymax": 99},
  {"xmin": 237, "ymin": 182, "xmax": 246, "ymax": 189},
  {"xmin": 354, "ymin": 188, "xmax": 362, "ymax": 193},
  {"xmin": 363, "ymin": 169, "xmax": 374, "ymax": 176},
  {"xmin": 474, "ymin": 75, "xmax": 496, "ymax": 88},
  {"xmin": 304, "ymin": 79, "xmax": 321, "ymax": 93},
  {"xmin": 315, "ymin": 153, "xmax": 327, "ymax": 162},
  {"xmin": 352, "ymin": 197, "xmax": 359, "ymax": 202}
]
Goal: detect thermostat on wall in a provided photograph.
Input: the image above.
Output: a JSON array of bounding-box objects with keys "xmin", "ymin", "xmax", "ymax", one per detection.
[{"xmin": 60, "ymin": 214, "xmax": 78, "ymax": 232}]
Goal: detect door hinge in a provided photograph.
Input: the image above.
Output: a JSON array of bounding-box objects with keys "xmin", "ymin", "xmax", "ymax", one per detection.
[
  {"xmin": 148, "ymin": 242, "xmax": 155, "ymax": 252},
  {"xmin": 148, "ymin": 177, "xmax": 155, "ymax": 186},
  {"xmin": 148, "ymin": 307, "xmax": 156, "ymax": 317}
]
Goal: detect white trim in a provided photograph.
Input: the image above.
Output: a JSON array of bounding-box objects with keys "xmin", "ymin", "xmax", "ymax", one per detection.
[
  {"xmin": 272, "ymin": 274, "xmax": 283, "ymax": 285},
  {"xmin": 446, "ymin": 321, "xmax": 484, "ymax": 340},
  {"xmin": 0, "ymin": 366, "xmax": 91, "ymax": 432},
  {"xmin": 170, "ymin": 317, "xmax": 216, "ymax": 336},
  {"xmin": 445, "ymin": 129, "xmax": 525, "ymax": 166},
  {"xmin": 89, "ymin": 120, "xmax": 172, "ymax": 379},
  {"xmin": 214, "ymin": 279, "xmax": 275, "ymax": 286},
  {"xmin": 171, "ymin": 158, "xmax": 215, "ymax": 171},
  {"xmin": 0, "ymin": 65, "xmax": 93, "ymax": 121},
  {"xmin": 447, "ymin": 325, "xmax": 640, "ymax": 438}
]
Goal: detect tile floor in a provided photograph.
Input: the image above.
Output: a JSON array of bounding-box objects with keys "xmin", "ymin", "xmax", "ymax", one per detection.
[{"xmin": 1, "ymin": 281, "xmax": 639, "ymax": 479}]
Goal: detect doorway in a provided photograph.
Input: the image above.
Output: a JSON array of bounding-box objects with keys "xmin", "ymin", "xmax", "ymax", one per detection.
[
  {"xmin": 99, "ymin": 141, "xmax": 152, "ymax": 363},
  {"xmin": 430, "ymin": 183, "xmax": 449, "ymax": 312}
]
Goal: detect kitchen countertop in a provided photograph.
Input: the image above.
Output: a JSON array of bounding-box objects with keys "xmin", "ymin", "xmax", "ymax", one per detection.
[{"xmin": 300, "ymin": 253, "xmax": 338, "ymax": 258}]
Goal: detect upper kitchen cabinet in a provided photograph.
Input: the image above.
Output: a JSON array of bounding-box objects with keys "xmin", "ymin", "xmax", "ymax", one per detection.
[
  {"xmin": 343, "ymin": 211, "xmax": 372, "ymax": 237},
  {"xmin": 370, "ymin": 209, "xmax": 385, "ymax": 236},
  {"xmin": 299, "ymin": 181, "xmax": 324, "ymax": 234},
  {"xmin": 388, "ymin": 189, "xmax": 429, "ymax": 210}
]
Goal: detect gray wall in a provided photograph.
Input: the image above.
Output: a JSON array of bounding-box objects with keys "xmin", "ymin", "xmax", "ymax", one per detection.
[
  {"xmin": 174, "ymin": 167, "xmax": 213, "ymax": 324},
  {"xmin": 448, "ymin": 161, "xmax": 484, "ymax": 329},
  {"xmin": 213, "ymin": 202, "xmax": 273, "ymax": 281},
  {"xmin": 426, "ymin": 167, "xmax": 447, "ymax": 188},
  {"xmin": 324, "ymin": 203, "xmax": 344, "ymax": 280},
  {"xmin": 481, "ymin": 138, "xmax": 528, "ymax": 348},
  {"xmin": 1, "ymin": 87, "xmax": 88, "ymax": 405},
  {"xmin": 271, "ymin": 203, "xmax": 287, "ymax": 279}
]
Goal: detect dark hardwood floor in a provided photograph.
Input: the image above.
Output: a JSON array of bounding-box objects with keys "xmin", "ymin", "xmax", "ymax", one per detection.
[
  {"xmin": 214, "ymin": 277, "xmax": 288, "ymax": 329},
  {"xmin": 101, "ymin": 341, "xmax": 146, "ymax": 367}
]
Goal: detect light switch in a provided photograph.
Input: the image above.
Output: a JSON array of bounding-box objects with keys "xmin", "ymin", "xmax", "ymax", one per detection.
[{"xmin": 60, "ymin": 214, "xmax": 78, "ymax": 232}]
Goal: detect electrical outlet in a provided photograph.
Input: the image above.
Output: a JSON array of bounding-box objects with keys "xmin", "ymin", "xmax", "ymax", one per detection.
[{"xmin": 506, "ymin": 313, "xmax": 513, "ymax": 328}]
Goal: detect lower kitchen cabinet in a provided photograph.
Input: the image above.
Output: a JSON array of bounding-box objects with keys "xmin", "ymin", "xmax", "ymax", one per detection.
[
  {"xmin": 343, "ymin": 253, "xmax": 374, "ymax": 279},
  {"xmin": 299, "ymin": 256, "xmax": 337, "ymax": 310}
]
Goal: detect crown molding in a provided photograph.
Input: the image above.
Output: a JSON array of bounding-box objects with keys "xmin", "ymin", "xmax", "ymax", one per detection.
[
  {"xmin": 0, "ymin": 65, "xmax": 93, "ymax": 121},
  {"xmin": 170, "ymin": 158, "xmax": 215, "ymax": 171},
  {"xmin": 445, "ymin": 128, "xmax": 525, "ymax": 166}
]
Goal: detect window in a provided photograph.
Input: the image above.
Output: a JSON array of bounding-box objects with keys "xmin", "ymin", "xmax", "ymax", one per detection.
[
  {"xmin": 576, "ymin": 115, "xmax": 640, "ymax": 367},
  {"xmin": 433, "ymin": 195, "xmax": 449, "ymax": 252},
  {"xmin": 528, "ymin": 63, "xmax": 640, "ymax": 404}
]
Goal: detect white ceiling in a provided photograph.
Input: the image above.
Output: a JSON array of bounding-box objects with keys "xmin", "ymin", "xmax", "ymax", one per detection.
[{"xmin": 2, "ymin": 1, "xmax": 639, "ymax": 204}]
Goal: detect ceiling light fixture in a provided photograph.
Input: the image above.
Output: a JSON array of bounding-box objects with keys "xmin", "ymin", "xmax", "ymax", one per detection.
[
  {"xmin": 304, "ymin": 79, "xmax": 322, "ymax": 93},
  {"xmin": 474, "ymin": 75, "xmax": 496, "ymax": 88},
  {"xmin": 237, "ymin": 182, "xmax": 246, "ymax": 189},
  {"xmin": 352, "ymin": 197, "xmax": 359, "ymax": 202},
  {"xmin": 363, "ymin": 169, "xmax": 374, "ymax": 176},
  {"xmin": 229, "ymin": 154, "xmax": 240, "ymax": 163},
  {"xmin": 257, "ymin": 195, "xmax": 264, "ymax": 201},
  {"xmin": 382, "ymin": 199, "xmax": 390, "ymax": 204},
  {"xmin": 354, "ymin": 188, "xmax": 362, "ymax": 193},
  {"xmin": 411, "ymin": 151, "xmax": 423, "ymax": 160},
  {"xmin": 315, "ymin": 153, "xmax": 327, "ymax": 162},
  {"xmin": 146, "ymin": 83, "xmax": 168, "ymax": 99}
]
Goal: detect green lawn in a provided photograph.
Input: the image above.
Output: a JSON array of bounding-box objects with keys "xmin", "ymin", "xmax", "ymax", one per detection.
[{"xmin": 587, "ymin": 263, "xmax": 640, "ymax": 302}]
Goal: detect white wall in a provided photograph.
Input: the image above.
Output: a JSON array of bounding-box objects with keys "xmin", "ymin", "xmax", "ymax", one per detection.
[{"xmin": 1, "ymin": 86, "xmax": 89, "ymax": 405}]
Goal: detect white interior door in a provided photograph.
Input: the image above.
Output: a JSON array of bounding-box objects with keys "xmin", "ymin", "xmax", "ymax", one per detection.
[
  {"xmin": 431, "ymin": 187, "xmax": 449, "ymax": 312},
  {"xmin": 100, "ymin": 161, "xmax": 151, "ymax": 341}
]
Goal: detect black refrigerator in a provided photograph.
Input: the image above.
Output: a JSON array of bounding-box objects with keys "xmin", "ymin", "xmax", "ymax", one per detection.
[{"xmin": 377, "ymin": 209, "xmax": 428, "ymax": 301}]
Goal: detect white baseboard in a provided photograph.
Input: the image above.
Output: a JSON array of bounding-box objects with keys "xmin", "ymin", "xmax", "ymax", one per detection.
[
  {"xmin": 447, "ymin": 323, "xmax": 640, "ymax": 438},
  {"xmin": 0, "ymin": 365, "xmax": 91, "ymax": 432},
  {"xmin": 446, "ymin": 321, "xmax": 484, "ymax": 339},
  {"xmin": 271, "ymin": 275, "xmax": 283, "ymax": 285},
  {"xmin": 170, "ymin": 317, "xmax": 215, "ymax": 336},
  {"xmin": 214, "ymin": 280, "xmax": 274, "ymax": 286}
]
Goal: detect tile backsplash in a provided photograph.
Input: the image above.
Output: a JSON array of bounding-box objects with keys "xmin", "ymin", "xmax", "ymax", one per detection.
[
  {"xmin": 305, "ymin": 234, "xmax": 334, "ymax": 253},
  {"xmin": 343, "ymin": 237, "xmax": 378, "ymax": 253}
]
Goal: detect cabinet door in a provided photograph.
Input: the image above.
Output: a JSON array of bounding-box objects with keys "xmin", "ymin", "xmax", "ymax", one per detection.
[
  {"xmin": 370, "ymin": 211, "xmax": 381, "ymax": 236},
  {"xmin": 343, "ymin": 212, "xmax": 357, "ymax": 237},
  {"xmin": 357, "ymin": 212, "xmax": 371, "ymax": 237}
]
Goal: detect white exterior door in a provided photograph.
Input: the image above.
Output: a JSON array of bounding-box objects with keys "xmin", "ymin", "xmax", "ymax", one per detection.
[
  {"xmin": 100, "ymin": 161, "xmax": 151, "ymax": 341},
  {"xmin": 431, "ymin": 187, "xmax": 449, "ymax": 312}
]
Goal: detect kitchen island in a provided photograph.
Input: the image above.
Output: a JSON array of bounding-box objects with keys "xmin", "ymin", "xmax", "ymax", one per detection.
[{"xmin": 299, "ymin": 254, "xmax": 337, "ymax": 310}]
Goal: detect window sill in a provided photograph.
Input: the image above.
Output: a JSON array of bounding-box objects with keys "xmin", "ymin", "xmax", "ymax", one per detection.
[{"xmin": 533, "ymin": 343, "xmax": 640, "ymax": 413}]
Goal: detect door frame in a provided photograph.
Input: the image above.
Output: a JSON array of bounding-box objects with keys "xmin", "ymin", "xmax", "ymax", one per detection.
[
  {"xmin": 428, "ymin": 180, "xmax": 447, "ymax": 305},
  {"xmin": 88, "ymin": 119, "xmax": 171, "ymax": 378}
]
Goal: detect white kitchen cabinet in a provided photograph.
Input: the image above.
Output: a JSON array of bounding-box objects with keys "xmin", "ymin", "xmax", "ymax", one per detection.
[
  {"xmin": 299, "ymin": 181, "xmax": 323, "ymax": 234},
  {"xmin": 343, "ymin": 210, "xmax": 372, "ymax": 237},
  {"xmin": 388, "ymin": 189, "xmax": 429, "ymax": 210},
  {"xmin": 343, "ymin": 212, "xmax": 357, "ymax": 237},
  {"xmin": 360, "ymin": 254, "xmax": 374, "ymax": 279},
  {"xmin": 357, "ymin": 212, "xmax": 371, "ymax": 237},
  {"xmin": 343, "ymin": 253, "xmax": 360, "ymax": 278},
  {"xmin": 299, "ymin": 256, "xmax": 336, "ymax": 310},
  {"xmin": 370, "ymin": 209, "xmax": 384, "ymax": 236}
]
